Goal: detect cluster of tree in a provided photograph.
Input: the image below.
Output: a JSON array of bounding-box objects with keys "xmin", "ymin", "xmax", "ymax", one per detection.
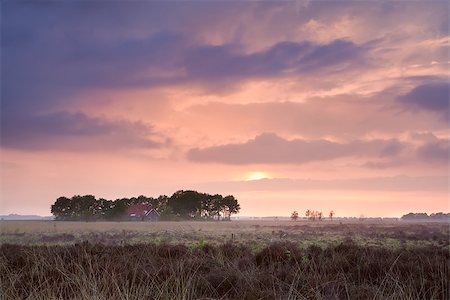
[
  {"xmin": 401, "ymin": 212, "xmax": 450, "ymax": 221},
  {"xmin": 166, "ymin": 191, "xmax": 240, "ymax": 220},
  {"xmin": 290, "ymin": 210, "xmax": 335, "ymax": 221},
  {"xmin": 306, "ymin": 209, "xmax": 334, "ymax": 221},
  {"xmin": 51, "ymin": 190, "xmax": 240, "ymax": 221}
]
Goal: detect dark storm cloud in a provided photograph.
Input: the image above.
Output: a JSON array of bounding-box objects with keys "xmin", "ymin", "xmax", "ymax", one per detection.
[
  {"xmin": 1, "ymin": 1, "xmax": 191, "ymax": 151},
  {"xmin": 187, "ymin": 133, "xmax": 405, "ymax": 165},
  {"xmin": 1, "ymin": 3, "xmax": 185, "ymax": 150},
  {"xmin": 1, "ymin": 111, "xmax": 161, "ymax": 151},
  {"xmin": 397, "ymin": 82, "xmax": 449, "ymax": 120},
  {"xmin": 2, "ymin": 1, "xmax": 447, "ymax": 153},
  {"xmin": 185, "ymin": 39, "xmax": 364, "ymax": 80},
  {"xmin": 3, "ymin": 20, "xmax": 365, "ymax": 96},
  {"xmin": 1, "ymin": 1, "xmax": 370, "ymax": 150}
]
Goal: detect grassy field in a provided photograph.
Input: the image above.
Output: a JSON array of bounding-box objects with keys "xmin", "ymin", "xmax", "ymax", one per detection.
[
  {"xmin": 1, "ymin": 220, "xmax": 449, "ymax": 248},
  {"xmin": 1, "ymin": 220, "xmax": 449, "ymax": 299}
]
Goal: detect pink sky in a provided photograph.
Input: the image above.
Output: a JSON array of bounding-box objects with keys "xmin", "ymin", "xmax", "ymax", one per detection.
[{"xmin": 1, "ymin": 1, "xmax": 449, "ymax": 217}]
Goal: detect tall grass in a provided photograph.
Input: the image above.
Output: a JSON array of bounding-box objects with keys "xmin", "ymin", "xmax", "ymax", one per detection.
[{"xmin": 1, "ymin": 240, "xmax": 448, "ymax": 299}]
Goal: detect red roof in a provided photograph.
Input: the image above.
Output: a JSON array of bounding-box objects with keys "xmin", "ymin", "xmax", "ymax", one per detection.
[{"xmin": 127, "ymin": 204, "xmax": 153, "ymax": 217}]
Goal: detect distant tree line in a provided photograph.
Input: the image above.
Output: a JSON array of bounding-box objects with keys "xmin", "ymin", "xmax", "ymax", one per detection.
[
  {"xmin": 290, "ymin": 210, "xmax": 335, "ymax": 221},
  {"xmin": 51, "ymin": 190, "xmax": 240, "ymax": 221},
  {"xmin": 401, "ymin": 212, "xmax": 449, "ymax": 221}
]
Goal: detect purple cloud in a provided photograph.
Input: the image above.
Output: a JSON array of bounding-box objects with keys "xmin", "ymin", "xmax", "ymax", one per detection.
[
  {"xmin": 398, "ymin": 82, "xmax": 449, "ymax": 120},
  {"xmin": 2, "ymin": 4, "xmax": 368, "ymax": 152},
  {"xmin": 1, "ymin": 111, "xmax": 161, "ymax": 151},
  {"xmin": 2, "ymin": 1, "xmax": 447, "ymax": 154},
  {"xmin": 185, "ymin": 39, "xmax": 364, "ymax": 80},
  {"xmin": 187, "ymin": 133, "xmax": 405, "ymax": 165},
  {"xmin": 416, "ymin": 139, "xmax": 449, "ymax": 162}
]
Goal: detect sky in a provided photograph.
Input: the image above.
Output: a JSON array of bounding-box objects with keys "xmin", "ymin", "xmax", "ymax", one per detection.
[{"xmin": 1, "ymin": 0, "xmax": 449, "ymax": 217}]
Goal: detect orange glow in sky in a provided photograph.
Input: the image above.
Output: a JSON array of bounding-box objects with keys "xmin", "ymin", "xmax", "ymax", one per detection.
[{"xmin": 245, "ymin": 172, "xmax": 270, "ymax": 181}]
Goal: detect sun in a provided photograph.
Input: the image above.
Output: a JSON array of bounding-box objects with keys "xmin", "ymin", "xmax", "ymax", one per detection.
[{"xmin": 245, "ymin": 171, "xmax": 269, "ymax": 181}]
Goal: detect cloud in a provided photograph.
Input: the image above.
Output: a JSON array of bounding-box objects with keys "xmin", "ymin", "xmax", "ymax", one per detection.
[
  {"xmin": 397, "ymin": 82, "xmax": 449, "ymax": 120},
  {"xmin": 2, "ymin": 0, "xmax": 370, "ymax": 150},
  {"xmin": 187, "ymin": 133, "xmax": 405, "ymax": 165},
  {"xmin": 196, "ymin": 175, "xmax": 449, "ymax": 193},
  {"xmin": 2, "ymin": 3, "xmax": 370, "ymax": 154},
  {"xmin": 185, "ymin": 39, "xmax": 365, "ymax": 81},
  {"xmin": 2, "ymin": 1, "xmax": 448, "ymax": 155},
  {"xmin": 363, "ymin": 160, "xmax": 405, "ymax": 170},
  {"xmin": 416, "ymin": 139, "xmax": 449, "ymax": 162},
  {"xmin": 3, "ymin": 27, "xmax": 366, "ymax": 95},
  {"xmin": 183, "ymin": 97, "xmax": 446, "ymax": 141},
  {"xmin": 1, "ymin": 111, "xmax": 162, "ymax": 151},
  {"xmin": 409, "ymin": 131, "xmax": 441, "ymax": 143}
]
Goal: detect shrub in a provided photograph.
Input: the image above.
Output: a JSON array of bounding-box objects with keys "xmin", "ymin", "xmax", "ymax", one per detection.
[{"xmin": 0, "ymin": 241, "xmax": 448, "ymax": 299}]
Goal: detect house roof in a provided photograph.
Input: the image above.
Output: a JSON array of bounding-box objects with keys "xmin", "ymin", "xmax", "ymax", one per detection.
[{"xmin": 127, "ymin": 204, "xmax": 153, "ymax": 217}]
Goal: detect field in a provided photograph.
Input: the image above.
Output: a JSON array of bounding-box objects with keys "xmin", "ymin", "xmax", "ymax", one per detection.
[{"xmin": 1, "ymin": 220, "xmax": 449, "ymax": 299}]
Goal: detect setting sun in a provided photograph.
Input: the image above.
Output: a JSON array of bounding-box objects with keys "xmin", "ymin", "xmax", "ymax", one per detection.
[{"xmin": 245, "ymin": 172, "xmax": 269, "ymax": 181}]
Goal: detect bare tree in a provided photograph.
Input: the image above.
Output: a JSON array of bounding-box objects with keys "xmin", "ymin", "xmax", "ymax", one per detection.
[
  {"xmin": 329, "ymin": 210, "xmax": 334, "ymax": 221},
  {"xmin": 291, "ymin": 211, "xmax": 298, "ymax": 221},
  {"xmin": 305, "ymin": 209, "xmax": 311, "ymax": 220},
  {"xmin": 318, "ymin": 211, "xmax": 323, "ymax": 221}
]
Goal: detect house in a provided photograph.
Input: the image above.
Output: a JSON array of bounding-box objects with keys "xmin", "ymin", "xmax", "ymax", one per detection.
[{"xmin": 127, "ymin": 203, "xmax": 160, "ymax": 221}]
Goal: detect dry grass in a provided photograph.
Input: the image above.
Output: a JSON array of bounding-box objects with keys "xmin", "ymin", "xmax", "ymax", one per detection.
[
  {"xmin": 0, "ymin": 219, "xmax": 428, "ymax": 233},
  {"xmin": 1, "ymin": 240, "xmax": 448, "ymax": 300},
  {"xmin": 1, "ymin": 220, "xmax": 448, "ymax": 248},
  {"xmin": 1, "ymin": 220, "xmax": 448, "ymax": 299}
]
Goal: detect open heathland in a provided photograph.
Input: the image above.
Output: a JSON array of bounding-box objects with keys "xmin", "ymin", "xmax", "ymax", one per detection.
[
  {"xmin": 1, "ymin": 220, "xmax": 449, "ymax": 299},
  {"xmin": 1, "ymin": 220, "xmax": 449, "ymax": 248}
]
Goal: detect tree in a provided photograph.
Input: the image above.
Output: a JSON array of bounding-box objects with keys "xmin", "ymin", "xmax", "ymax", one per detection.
[
  {"xmin": 159, "ymin": 206, "xmax": 175, "ymax": 221},
  {"xmin": 51, "ymin": 191, "xmax": 241, "ymax": 221},
  {"xmin": 305, "ymin": 209, "xmax": 311, "ymax": 220},
  {"xmin": 318, "ymin": 211, "xmax": 323, "ymax": 221},
  {"xmin": 329, "ymin": 210, "xmax": 334, "ymax": 220},
  {"xmin": 291, "ymin": 211, "xmax": 298, "ymax": 221},
  {"xmin": 71, "ymin": 195, "xmax": 97, "ymax": 221},
  {"xmin": 221, "ymin": 195, "xmax": 240, "ymax": 220},
  {"xmin": 211, "ymin": 195, "xmax": 224, "ymax": 220},
  {"xmin": 429, "ymin": 212, "xmax": 450, "ymax": 220},
  {"xmin": 200, "ymin": 194, "xmax": 221, "ymax": 219},
  {"xmin": 95, "ymin": 198, "xmax": 114, "ymax": 219},
  {"xmin": 401, "ymin": 212, "xmax": 450, "ymax": 221},
  {"xmin": 401, "ymin": 212, "xmax": 426, "ymax": 220},
  {"xmin": 136, "ymin": 195, "xmax": 150, "ymax": 205},
  {"xmin": 168, "ymin": 190, "xmax": 203, "ymax": 218},
  {"xmin": 154, "ymin": 195, "xmax": 169, "ymax": 212},
  {"xmin": 51, "ymin": 196, "xmax": 73, "ymax": 220},
  {"xmin": 106, "ymin": 198, "xmax": 130, "ymax": 220}
]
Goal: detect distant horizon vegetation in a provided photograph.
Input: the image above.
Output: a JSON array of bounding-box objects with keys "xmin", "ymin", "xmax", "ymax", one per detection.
[
  {"xmin": 50, "ymin": 190, "xmax": 240, "ymax": 221},
  {"xmin": 0, "ymin": 198, "xmax": 450, "ymax": 221},
  {"xmin": 1, "ymin": 189, "xmax": 448, "ymax": 221}
]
